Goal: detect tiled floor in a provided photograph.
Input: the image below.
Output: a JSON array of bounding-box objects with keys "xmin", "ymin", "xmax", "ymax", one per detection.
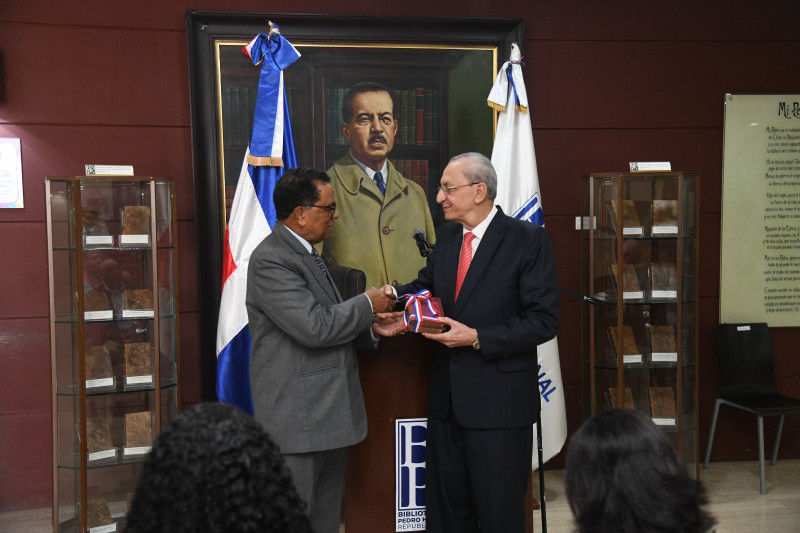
[{"xmin": 2, "ymin": 460, "xmax": 799, "ymax": 532}]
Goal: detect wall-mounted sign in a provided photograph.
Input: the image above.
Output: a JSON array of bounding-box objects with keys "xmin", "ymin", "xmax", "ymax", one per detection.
[
  {"xmin": 720, "ymin": 94, "xmax": 800, "ymax": 327},
  {"xmin": 0, "ymin": 138, "xmax": 23, "ymax": 208}
]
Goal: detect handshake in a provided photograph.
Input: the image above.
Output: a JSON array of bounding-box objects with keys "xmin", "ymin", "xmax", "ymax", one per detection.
[
  {"xmin": 364, "ymin": 286, "xmax": 474, "ymax": 346},
  {"xmin": 364, "ymin": 285, "xmax": 405, "ymax": 337},
  {"xmin": 364, "ymin": 284, "xmax": 397, "ymax": 313}
]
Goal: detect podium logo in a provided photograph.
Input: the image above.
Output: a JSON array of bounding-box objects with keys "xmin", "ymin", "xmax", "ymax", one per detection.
[{"xmin": 395, "ymin": 418, "xmax": 427, "ymax": 531}]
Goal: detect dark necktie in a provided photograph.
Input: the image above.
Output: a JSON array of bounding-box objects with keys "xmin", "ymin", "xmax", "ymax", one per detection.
[
  {"xmin": 454, "ymin": 232, "xmax": 476, "ymax": 301},
  {"xmin": 310, "ymin": 248, "xmax": 336, "ymax": 292},
  {"xmin": 373, "ymin": 171, "xmax": 386, "ymax": 195}
]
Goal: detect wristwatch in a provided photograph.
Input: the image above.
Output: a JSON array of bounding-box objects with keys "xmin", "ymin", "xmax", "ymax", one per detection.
[{"xmin": 472, "ymin": 333, "xmax": 480, "ymax": 351}]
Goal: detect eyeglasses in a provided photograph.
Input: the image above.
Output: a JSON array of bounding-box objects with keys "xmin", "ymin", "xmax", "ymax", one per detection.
[
  {"xmin": 307, "ymin": 204, "xmax": 337, "ymax": 215},
  {"xmin": 437, "ymin": 182, "xmax": 480, "ymax": 194}
]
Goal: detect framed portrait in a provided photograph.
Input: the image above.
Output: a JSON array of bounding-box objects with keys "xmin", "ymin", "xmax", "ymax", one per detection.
[{"xmin": 187, "ymin": 12, "xmax": 523, "ymax": 397}]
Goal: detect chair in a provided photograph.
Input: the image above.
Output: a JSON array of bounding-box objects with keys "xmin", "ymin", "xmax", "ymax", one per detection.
[
  {"xmin": 703, "ymin": 323, "xmax": 800, "ymax": 494},
  {"xmin": 321, "ymin": 251, "xmax": 366, "ymax": 300}
]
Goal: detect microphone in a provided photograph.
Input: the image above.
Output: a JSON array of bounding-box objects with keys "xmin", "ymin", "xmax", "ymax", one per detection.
[{"xmin": 412, "ymin": 228, "xmax": 431, "ymax": 257}]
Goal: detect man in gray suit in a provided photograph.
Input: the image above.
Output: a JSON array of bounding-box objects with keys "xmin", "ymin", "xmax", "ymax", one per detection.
[{"xmin": 246, "ymin": 166, "xmax": 399, "ymax": 533}]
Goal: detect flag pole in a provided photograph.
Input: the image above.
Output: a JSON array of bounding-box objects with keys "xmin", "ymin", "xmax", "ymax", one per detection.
[
  {"xmin": 489, "ymin": 42, "xmax": 568, "ymax": 531},
  {"xmin": 536, "ymin": 407, "xmax": 547, "ymax": 532}
]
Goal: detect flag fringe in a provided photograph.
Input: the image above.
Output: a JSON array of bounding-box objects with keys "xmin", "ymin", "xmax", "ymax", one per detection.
[
  {"xmin": 246, "ymin": 154, "xmax": 285, "ymax": 167},
  {"xmin": 487, "ymin": 100, "xmax": 506, "ymax": 112}
]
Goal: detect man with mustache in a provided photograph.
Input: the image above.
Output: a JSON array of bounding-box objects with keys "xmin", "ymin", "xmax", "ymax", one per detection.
[{"xmin": 324, "ymin": 82, "xmax": 436, "ymax": 288}]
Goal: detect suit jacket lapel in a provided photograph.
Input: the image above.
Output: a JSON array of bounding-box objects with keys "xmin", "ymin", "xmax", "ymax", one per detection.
[
  {"xmin": 274, "ymin": 223, "xmax": 340, "ymax": 303},
  {"xmin": 452, "ymin": 210, "xmax": 508, "ymax": 317}
]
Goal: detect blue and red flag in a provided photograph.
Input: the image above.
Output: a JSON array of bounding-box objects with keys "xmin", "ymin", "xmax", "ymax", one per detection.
[{"xmin": 216, "ymin": 23, "xmax": 300, "ymax": 415}]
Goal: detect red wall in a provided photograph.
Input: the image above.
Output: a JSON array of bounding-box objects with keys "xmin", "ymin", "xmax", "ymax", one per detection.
[{"xmin": 1, "ymin": 0, "xmax": 799, "ymax": 510}]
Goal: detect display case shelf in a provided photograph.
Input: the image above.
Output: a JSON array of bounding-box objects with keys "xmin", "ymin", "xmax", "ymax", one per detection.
[
  {"xmin": 581, "ymin": 171, "xmax": 699, "ymax": 475},
  {"xmin": 47, "ymin": 176, "xmax": 180, "ymax": 532}
]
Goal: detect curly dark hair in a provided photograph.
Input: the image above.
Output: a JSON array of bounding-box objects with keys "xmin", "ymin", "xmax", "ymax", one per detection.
[
  {"xmin": 565, "ymin": 408, "xmax": 716, "ymax": 533},
  {"xmin": 125, "ymin": 402, "xmax": 312, "ymax": 533}
]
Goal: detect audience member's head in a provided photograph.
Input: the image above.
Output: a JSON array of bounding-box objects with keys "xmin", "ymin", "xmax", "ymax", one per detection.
[
  {"xmin": 565, "ymin": 408, "xmax": 716, "ymax": 533},
  {"xmin": 125, "ymin": 402, "xmax": 312, "ymax": 533}
]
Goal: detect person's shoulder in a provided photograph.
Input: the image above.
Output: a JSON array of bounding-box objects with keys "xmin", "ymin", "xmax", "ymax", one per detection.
[
  {"xmin": 435, "ymin": 221, "xmax": 462, "ymax": 239},
  {"xmin": 497, "ymin": 213, "xmax": 547, "ymax": 239},
  {"xmin": 507, "ymin": 216, "xmax": 544, "ymax": 232},
  {"xmin": 251, "ymin": 231, "xmax": 277, "ymax": 259},
  {"xmin": 252, "ymin": 227, "xmax": 294, "ymax": 259}
]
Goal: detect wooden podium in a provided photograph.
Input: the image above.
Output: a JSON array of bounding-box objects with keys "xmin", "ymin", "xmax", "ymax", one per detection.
[
  {"xmin": 342, "ymin": 334, "xmax": 539, "ymax": 532},
  {"xmin": 343, "ymin": 333, "xmax": 433, "ymax": 532}
]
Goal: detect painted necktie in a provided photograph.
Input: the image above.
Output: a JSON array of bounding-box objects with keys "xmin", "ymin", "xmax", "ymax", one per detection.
[{"xmin": 373, "ymin": 171, "xmax": 386, "ymax": 195}]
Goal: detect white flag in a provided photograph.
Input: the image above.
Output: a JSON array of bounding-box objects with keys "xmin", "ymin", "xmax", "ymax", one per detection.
[{"xmin": 489, "ymin": 43, "xmax": 567, "ymax": 468}]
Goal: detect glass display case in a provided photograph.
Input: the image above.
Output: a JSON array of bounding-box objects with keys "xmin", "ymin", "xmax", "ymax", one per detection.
[
  {"xmin": 46, "ymin": 176, "xmax": 180, "ymax": 532},
  {"xmin": 581, "ymin": 171, "xmax": 698, "ymax": 473}
]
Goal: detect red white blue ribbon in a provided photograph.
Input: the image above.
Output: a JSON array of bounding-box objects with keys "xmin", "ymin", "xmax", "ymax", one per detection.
[{"xmin": 398, "ymin": 290, "xmax": 439, "ymax": 333}]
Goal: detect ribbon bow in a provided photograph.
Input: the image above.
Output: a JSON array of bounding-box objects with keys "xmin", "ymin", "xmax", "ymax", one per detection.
[{"xmin": 398, "ymin": 290, "xmax": 440, "ymax": 333}]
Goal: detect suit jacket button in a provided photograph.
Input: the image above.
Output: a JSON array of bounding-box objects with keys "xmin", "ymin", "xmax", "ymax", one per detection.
[{"xmin": 382, "ymin": 226, "xmax": 391, "ymax": 235}]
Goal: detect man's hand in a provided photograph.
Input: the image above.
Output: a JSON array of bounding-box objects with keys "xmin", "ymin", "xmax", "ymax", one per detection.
[
  {"xmin": 372, "ymin": 313, "xmax": 406, "ymax": 337},
  {"xmin": 422, "ymin": 316, "xmax": 477, "ymax": 348},
  {"xmin": 365, "ymin": 285, "xmax": 396, "ymax": 313}
]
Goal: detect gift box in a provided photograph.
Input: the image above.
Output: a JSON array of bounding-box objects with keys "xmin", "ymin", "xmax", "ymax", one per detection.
[{"xmin": 400, "ymin": 290, "xmax": 449, "ymax": 334}]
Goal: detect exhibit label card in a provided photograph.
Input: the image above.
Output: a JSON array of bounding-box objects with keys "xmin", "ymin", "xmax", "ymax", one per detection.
[
  {"xmin": 0, "ymin": 138, "xmax": 24, "ymax": 208},
  {"xmin": 629, "ymin": 161, "xmax": 671, "ymax": 172},
  {"xmin": 85, "ymin": 164, "xmax": 134, "ymax": 176},
  {"xmin": 89, "ymin": 523, "xmax": 117, "ymax": 533},
  {"xmin": 720, "ymin": 94, "xmax": 800, "ymax": 327}
]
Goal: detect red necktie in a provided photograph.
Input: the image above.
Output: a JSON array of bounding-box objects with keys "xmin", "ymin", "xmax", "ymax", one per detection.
[{"xmin": 454, "ymin": 232, "xmax": 475, "ymax": 301}]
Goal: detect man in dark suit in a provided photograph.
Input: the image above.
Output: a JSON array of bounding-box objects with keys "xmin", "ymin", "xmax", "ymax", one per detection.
[
  {"xmin": 246, "ymin": 167, "xmax": 400, "ymax": 533},
  {"xmin": 395, "ymin": 152, "xmax": 559, "ymax": 533}
]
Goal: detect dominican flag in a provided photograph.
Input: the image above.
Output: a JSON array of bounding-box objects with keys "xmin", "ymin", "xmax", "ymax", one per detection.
[
  {"xmin": 488, "ymin": 43, "xmax": 567, "ymax": 468},
  {"xmin": 216, "ymin": 24, "xmax": 300, "ymax": 415}
]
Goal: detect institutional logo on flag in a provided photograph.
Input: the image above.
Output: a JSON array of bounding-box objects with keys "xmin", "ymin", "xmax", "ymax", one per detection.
[
  {"xmin": 512, "ymin": 191, "xmax": 543, "ymax": 225},
  {"xmin": 488, "ymin": 42, "xmax": 567, "ymax": 468}
]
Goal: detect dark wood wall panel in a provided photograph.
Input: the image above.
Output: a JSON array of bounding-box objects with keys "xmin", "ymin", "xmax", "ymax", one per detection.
[
  {"xmin": 0, "ymin": 318, "xmax": 51, "ymax": 412},
  {"xmin": 1, "ymin": 0, "xmax": 799, "ymax": 511},
  {"xmin": 178, "ymin": 311, "xmax": 202, "ymax": 405},
  {"xmin": 176, "ymin": 220, "xmax": 198, "ymax": 311},
  {"xmin": 4, "ymin": 0, "xmax": 798, "ymax": 39},
  {"xmin": 0, "ymin": 222, "xmax": 49, "ymax": 318},
  {"xmin": 528, "ymin": 2, "xmax": 800, "ymax": 41},
  {"xmin": 531, "ymin": 40, "xmax": 800, "ymax": 130},
  {"xmin": 0, "ymin": 411, "xmax": 51, "ymax": 508},
  {"xmin": 0, "ymin": 125, "xmax": 195, "ymax": 223},
  {"xmin": 697, "ymin": 297, "xmax": 722, "ymax": 380},
  {"xmin": 0, "ymin": 25, "xmax": 189, "ymax": 127},
  {"xmin": 533, "ymin": 129, "xmax": 723, "ymax": 217},
  {"xmin": 698, "ymin": 213, "xmax": 722, "ymax": 298}
]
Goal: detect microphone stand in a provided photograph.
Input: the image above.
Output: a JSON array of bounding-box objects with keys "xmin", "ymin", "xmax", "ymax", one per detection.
[{"xmin": 537, "ymin": 406, "xmax": 547, "ymax": 533}]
